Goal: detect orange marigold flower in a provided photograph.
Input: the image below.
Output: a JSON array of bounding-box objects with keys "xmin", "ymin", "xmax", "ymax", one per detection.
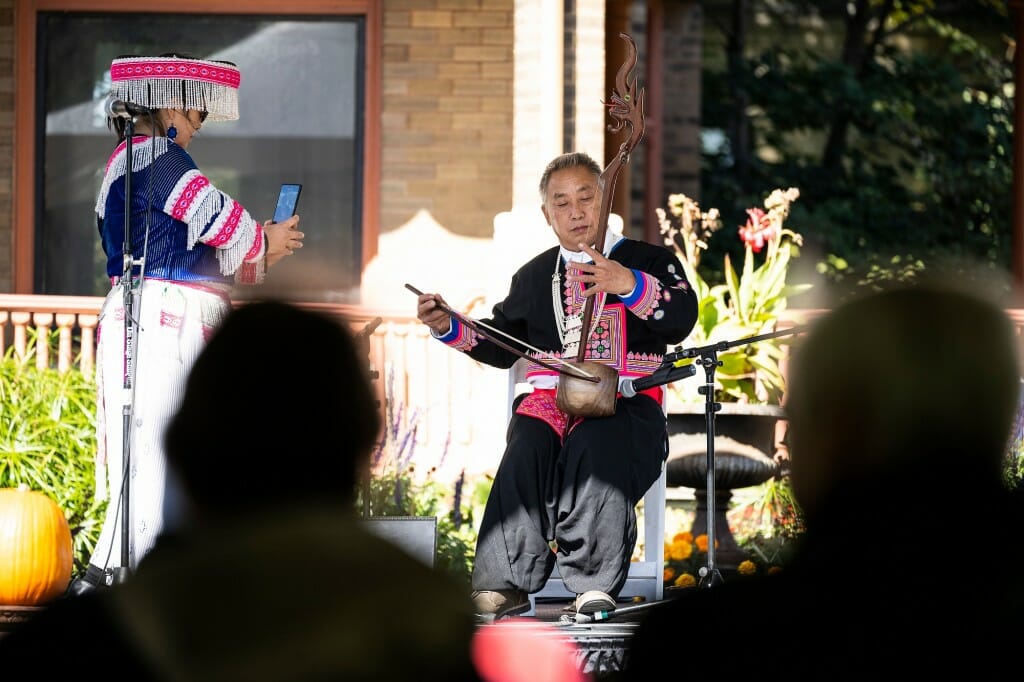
[
  {"xmin": 737, "ymin": 560, "xmax": 757, "ymax": 575},
  {"xmin": 674, "ymin": 573, "xmax": 697, "ymax": 588},
  {"xmin": 668, "ymin": 539, "xmax": 694, "ymax": 561},
  {"xmin": 663, "ymin": 567, "xmax": 676, "ymax": 583},
  {"xmin": 767, "ymin": 565, "xmax": 783, "ymax": 575},
  {"xmin": 694, "ymin": 534, "xmax": 709, "ymax": 552},
  {"xmin": 672, "ymin": 531, "xmax": 693, "ymax": 543}
]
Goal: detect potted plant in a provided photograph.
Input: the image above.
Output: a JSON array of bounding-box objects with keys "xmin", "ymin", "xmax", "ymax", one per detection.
[
  {"xmin": 658, "ymin": 187, "xmax": 810, "ymax": 407},
  {"xmin": 655, "ymin": 188, "xmax": 812, "ymax": 568}
]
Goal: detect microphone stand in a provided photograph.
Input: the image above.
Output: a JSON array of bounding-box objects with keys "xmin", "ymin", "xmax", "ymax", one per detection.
[
  {"xmin": 111, "ymin": 116, "xmax": 145, "ymax": 585},
  {"xmin": 666, "ymin": 324, "xmax": 806, "ymax": 587}
]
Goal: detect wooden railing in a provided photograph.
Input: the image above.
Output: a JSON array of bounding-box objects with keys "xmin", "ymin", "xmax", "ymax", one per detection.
[
  {"xmin": 0, "ymin": 294, "xmax": 496, "ymax": 480},
  {"xmin": 0, "ymin": 295, "xmax": 102, "ymax": 374},
  {"xmin": 4, "ymin": 294, "xmax": 1024, "ymax": 480},
  {"xmin": 0, "ymin": 294, "xmax": 415, "ymax": 378}
]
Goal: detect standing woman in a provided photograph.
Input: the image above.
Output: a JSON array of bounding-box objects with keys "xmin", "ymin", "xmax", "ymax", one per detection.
[{"xmin": 74, "ymin": 53, "xmax": 303, "ymax": 591}]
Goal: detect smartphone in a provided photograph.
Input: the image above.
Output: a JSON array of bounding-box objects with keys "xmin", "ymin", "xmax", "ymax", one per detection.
[{"xmin": 273, "ymin": 183, "xmax": 302, "ymax": 223}]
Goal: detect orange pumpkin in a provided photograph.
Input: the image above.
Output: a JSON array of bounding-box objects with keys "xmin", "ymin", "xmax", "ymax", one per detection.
[{"xmin": 0, "ymin": 485, "xmax": 73, "ymax": 605}]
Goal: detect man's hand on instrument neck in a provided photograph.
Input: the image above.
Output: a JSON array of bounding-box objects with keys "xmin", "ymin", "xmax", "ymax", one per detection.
[
  {"xmin": 567, "ymin": 243, "xmax": 637, "ymax": 297},
  {"xmin": 415, "ymin": 293, "xmax": 453, "ymax": 335}
]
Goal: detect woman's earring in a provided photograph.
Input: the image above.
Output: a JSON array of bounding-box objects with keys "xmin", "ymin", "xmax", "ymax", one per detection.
[{"xmin": 167, "ymin": 125, "xmax": 177, "ymax": 140}]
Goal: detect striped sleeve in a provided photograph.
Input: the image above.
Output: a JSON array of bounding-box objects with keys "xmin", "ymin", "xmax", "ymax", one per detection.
[
  {"xmin": 620, "ymin": 269, "xmax": 663, "ymax": 320},
  {"xmin": 163, "ymin": 169, "xmax": 265, "ymax": 276},
  {"xmin": 434, "ymin": 318, "xmax": 481, "ymax": 352}
]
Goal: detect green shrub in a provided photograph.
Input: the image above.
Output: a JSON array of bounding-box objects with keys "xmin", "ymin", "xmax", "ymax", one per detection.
[{"xmin": 0, "ymin": 333, "xmax": 103, "ymax": 578}]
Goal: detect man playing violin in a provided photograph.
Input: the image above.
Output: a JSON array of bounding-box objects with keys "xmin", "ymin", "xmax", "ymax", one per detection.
[{"xmin": 415, "ymin": 152, "xmax": 698, "ymax": 620}]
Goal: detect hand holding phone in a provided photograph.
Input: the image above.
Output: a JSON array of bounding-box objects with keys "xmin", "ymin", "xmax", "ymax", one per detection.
[
  {"xmin": 264, "ymin": 183, "xmax": 303, "ymax": 268},
  {"xmin": 273, "ymin": 183, "xmax": 302, "ymax": 223}
]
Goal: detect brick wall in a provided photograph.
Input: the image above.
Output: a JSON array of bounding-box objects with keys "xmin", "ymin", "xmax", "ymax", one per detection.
[
  {"xmin": 660, "ymin": 2, "xmax": 702, "ymax": 202},
  {"xmin": 0, "ymin": 0, "xmax": 11, "ymax": 292},
  {"xmin": 380, "ymin": 0, "xmax": 514, "ymax": 239},
  {"xmin": 0, "ymin": 2, "xmax": 695, "ymax": 280}
]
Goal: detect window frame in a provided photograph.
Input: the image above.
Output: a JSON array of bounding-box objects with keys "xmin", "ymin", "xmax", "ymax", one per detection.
[{"xmin": 12, "ymin": 0, "xmax": 381, "ymax": 295}]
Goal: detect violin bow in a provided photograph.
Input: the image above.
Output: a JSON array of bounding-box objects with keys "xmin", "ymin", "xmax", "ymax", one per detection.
[{"xmin": 405, "ymin": 283, "xmax": 598, "ymax": 382}]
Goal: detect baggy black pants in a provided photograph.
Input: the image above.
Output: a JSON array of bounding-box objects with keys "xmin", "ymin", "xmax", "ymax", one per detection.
[{"xmin": 471, "ymin": 393, "xmax": 667, "ymax": 597}]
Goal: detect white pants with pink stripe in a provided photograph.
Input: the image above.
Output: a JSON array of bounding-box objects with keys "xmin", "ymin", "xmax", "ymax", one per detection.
[{"xmin": 88, "ymin": 278, "xmax": 230, "ymax": 574}]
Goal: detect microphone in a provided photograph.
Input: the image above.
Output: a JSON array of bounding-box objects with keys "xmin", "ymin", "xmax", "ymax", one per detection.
[
  {"xmin": 619, "ymin": 362, "xmax": 697, "ymax": 398},
  {"xmin": 104, "ymin": 97, "xmax": 152, "ymax": 119}
]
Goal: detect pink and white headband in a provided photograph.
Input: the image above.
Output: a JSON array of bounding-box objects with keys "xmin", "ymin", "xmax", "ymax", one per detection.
[{"xmin": 109, "ymin": 56, "xmax": 241, "ymax": 122}]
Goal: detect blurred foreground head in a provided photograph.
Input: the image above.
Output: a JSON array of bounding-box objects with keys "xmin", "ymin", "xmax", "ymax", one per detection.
[
  {"xmin": 785, "ymin": 282, "xmax": 1021, "ymax": 519},
  {"xmin": 164, "ymin": 300, "xmax": 380, "ymax": 517}
]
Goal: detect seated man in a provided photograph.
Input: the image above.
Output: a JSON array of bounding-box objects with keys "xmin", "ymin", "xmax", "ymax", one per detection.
[{"xmin": 415, "ymin": 152, "xmax": 698, "ymax": 619}]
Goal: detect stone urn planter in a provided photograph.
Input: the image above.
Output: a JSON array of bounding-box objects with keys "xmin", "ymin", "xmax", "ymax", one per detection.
[{"xmin": 666, "ymin": 403, "xmax": 785, "ymax": 568}]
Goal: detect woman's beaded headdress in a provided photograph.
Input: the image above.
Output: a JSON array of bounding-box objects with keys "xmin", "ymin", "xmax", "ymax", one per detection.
[{"xmin": 109, "ymin": 55, "xmax": 241, "ymax": 122}]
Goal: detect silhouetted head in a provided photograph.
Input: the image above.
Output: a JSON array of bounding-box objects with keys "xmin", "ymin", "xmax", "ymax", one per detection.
[
  {"xmin": 163, "ymin": 300, "xmax": 380, "ymax": 519},
  {"xmin": 785, "ymin": 282, "xmax": 1021, "ymax": 519}
]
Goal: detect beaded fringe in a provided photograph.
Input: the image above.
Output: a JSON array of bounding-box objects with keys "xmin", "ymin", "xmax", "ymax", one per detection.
[
  {"xmin": 94, "ymin": 137, "xmax": 170, "ymax": 218},
  {"xmin": 111, "ymin": 78, "xmax": 238, "ymax": 122}
]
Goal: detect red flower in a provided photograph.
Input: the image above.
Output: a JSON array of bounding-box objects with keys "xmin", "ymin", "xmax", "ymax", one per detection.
[{"xmin": 738, "ymin": 207, "xmax": 776, "ymax": 253}]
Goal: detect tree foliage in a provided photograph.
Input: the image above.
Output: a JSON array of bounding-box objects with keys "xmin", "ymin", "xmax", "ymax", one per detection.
[{"xmin": 699, "ymin": 0, "xmax": 1014, "ymax": 300}]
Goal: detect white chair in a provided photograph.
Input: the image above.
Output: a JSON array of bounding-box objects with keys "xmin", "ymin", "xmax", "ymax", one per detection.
[{"xmin": 506, "ymin": 359, "xmax": 666, "ymax": 611}]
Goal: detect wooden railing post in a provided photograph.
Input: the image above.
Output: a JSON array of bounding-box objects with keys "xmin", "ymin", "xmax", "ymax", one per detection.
[
  {"xmin": 79, "ymin": 314, "xmax": 98, "ymax": 377},
  {"xmin": 11, "ymin": 311, "xmax": 30, "ymax": 361},
  {"xmin": 33, "ymin": 312, "xmax": 53, "ymax": 370},
  {"xmin": 55, "ymin": 313, "xmax": 77, "ymax": 373}
]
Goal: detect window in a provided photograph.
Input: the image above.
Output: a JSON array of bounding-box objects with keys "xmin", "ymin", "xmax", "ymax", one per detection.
[{"xmin": 35, "ymin": 12, "xmax": 368, "ymax": 302}]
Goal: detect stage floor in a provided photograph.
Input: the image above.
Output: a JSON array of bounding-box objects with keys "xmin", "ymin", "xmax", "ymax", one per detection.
[
  {"xmin": 3, "ymin": 599, "xmax": 652, "ymax": 679},
  {"xmin": 484, "ymin": 596, "xmax": 661, "ymax": 679},
  {"xmin": 529, "ymin": 595, "xmax": 654, "ymax": 624}
]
